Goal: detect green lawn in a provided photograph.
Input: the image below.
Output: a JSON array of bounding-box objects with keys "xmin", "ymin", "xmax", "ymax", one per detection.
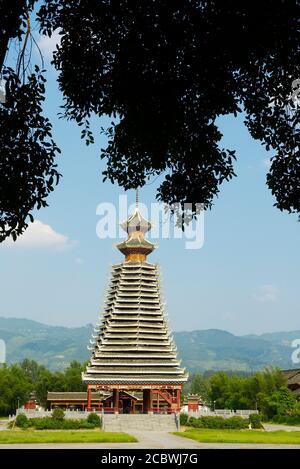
[
  {"xmin": 174, "ymin": 428, "xmax": 300, "ymax": 445},
  {"xmin": 0, "ymin": 430, "xmax": 137, "ymax": 444}
]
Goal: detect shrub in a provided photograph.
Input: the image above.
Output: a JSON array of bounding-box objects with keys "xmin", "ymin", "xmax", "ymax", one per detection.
[
  {"xmin": 28, "ymin": 416, "xmax": 98, "ymax": 430},
  {"xmin": 187, "ymin": 417, "xmax": 201, "ymax": 428},
  {"xmin": 87, "ymin": 412, "xmax": 101, "ymax": 427},
  {"xmin": 223, "ymin": 416, "xmax": 248, "ymax": 429},
  {"xmin": 190, "ymin": 418, "xmax": 204, "ymax": 428},
  {"xmin": 60, "ymin": 419, "xmax": 94, "ymax": 429},
  {"xmin": 187, "ymin": 416, "xmax": 197, "ymax": 427},
  {"xmin": 249, "ymin": 413, "xmax": 263, "ymax": 429},
  {"xmin": 272, "ymin": 413, "xmax": 300, "ymax": 426},
  {"xmin": 198, "ymin": 416, "xmax": 225, "ymax": 429},
  {"xmin": 32, "ymin": 417, "xmax": 58, "ymax": 429},
  {"xmin": 179, "ymin": 413, "xmax": 189, "ymax": 426},
  {"xmin": 15, "ymin": 413, "xmax": 29, "ymax": 428},
  {"xmin": 186, "ymin": 415, "xmax": 249, "ymax": 430},
  {"xmin": 52, "ymin": 408, "xmax": 65, "ymax": 421}
]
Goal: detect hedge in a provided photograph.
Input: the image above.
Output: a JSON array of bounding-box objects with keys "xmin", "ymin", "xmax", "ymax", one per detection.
[
  {"xmin": 15, "ymin": 413, "xmax": 102, "ymax": 430},
  {"xmin": 272, "ymin": 414, "xmax": 300, "ymax": 426},
  {"xmin": 29, "ymin": 417, "xmax": 96, "ymax": 430},
  {"xmin": 184, "ymin": 414, "xmax": 249, "ymax": 429}
]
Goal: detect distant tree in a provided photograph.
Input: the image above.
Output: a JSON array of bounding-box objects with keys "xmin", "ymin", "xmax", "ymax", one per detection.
[
  {"xmin": 1, "ymin": 1, "xmax": 299, "ymax": 241},
  {"xmin": 63, "ymin": 361, "xmax": 86, "ymax": 392},
  {"xmin": 209, "ymin": 372, "xmax": 232, "ymax": 409},
  {"xmin": 20, "ymin": 359, "xmax": 46, "ymax": 383},
  {"xmin": 262, "ymin": 386, "xmax": 297, "ymax": 419},
  {"xmin": 224, "ymin": 375, "xmax": 252, "ymax": 410},
  {"xmin": 34, "ymin": 368, "xmax": 56, "ymax": 408},
  {"xmin": 260, "ymin": 367, "xmax": 287, "ymax": 393},
  {"xmin": 0, "ymin": 364, "xmax": 31, "ymax": 415},
  {"xmin": 189, "ymin": 374, "xmax": 210, "ymax": 404},
  {"xmin": 208, "ymin": 367, "xmax": 288, "ymax": 411},
  {"xmin": 34, "ymin": 360, "xmax": 86, "ymax": 408},
  {"xmin": 0, "ymin": 359, "xmax": 88, "ymax": 414}
]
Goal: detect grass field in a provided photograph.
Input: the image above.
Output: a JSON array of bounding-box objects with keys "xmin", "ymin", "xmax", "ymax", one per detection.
[
  {"xmin": 0, "ymin": 430, "xmax": 137, "ymax": 444},
  {"xmin": 174, "ymin": 428, "xmax": 300, "ymax": 445}
]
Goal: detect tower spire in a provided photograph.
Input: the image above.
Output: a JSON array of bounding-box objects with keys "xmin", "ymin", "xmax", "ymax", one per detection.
[{"xmin": 117, "ymin": 190, "xmax": 155, "ymax": 262}]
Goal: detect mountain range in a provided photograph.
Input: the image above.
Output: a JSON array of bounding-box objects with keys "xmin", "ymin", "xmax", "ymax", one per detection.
[{"xmin": 0, "ymin": 317, "xmax": 299, "ymax": 372}]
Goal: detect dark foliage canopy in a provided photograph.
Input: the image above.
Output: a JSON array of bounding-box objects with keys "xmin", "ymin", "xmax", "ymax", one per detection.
[
  {"xmin": 0, "ymin": 1, "xmax": 299, "ymax": 239},
  {"xmin": 0, "ymin": 0, "xmax": 60, "ymax": 240},
  {"xmin": 0, "ymin": 66, "xmax": 60, "ymax": 240},
  {"xmin": 0, "ymin": 0, "xmax": 34, "ymax": 68}
]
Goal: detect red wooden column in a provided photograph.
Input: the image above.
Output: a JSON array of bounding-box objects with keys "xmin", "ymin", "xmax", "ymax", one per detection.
[
  {"xmin": 143, "ymin": 389, "xmax": 148, "ymax": 413},
  {"xmin": 143, "ymin": 389, "xmax": 152, "ymax": 413},
  {"xmin": 113, "ymin": 389, "xmax": 119, "ymax": 414},
  {"xmin": 177, "ymin": 388, "xmax": 181, "ymax": 412},
  {"xmin": 87, "ymin": 385, "xmax": 92, "ymax": 411},
  {"xmin": 149, "ymin": 390, "xmax": 153, "ymax": 413}
]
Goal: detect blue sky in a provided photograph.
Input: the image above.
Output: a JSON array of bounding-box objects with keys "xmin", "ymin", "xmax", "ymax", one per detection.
[{"xmin": 0, "ymin": 32, "xmax": 299, "ymax": 335}]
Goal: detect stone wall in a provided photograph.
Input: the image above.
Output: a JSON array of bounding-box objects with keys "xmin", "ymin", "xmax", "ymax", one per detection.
[
  {"xmin": 184, "ymin": 409, "xmax": 259, "ymax": 419},
  {"xmin": 14, "ymin": 409, "xmax": 94, "ymax": 420}
]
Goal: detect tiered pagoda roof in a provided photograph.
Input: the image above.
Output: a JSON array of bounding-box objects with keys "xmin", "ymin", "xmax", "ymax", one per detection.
[{"xmin": 82, "ymin": 198, "xmax": 188, "ymax": 386}]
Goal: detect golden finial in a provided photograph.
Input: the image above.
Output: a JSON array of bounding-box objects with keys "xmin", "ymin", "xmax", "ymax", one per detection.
[{"xmin": 136, "ymin": 188, "xmax": 139, "ymax": 209}]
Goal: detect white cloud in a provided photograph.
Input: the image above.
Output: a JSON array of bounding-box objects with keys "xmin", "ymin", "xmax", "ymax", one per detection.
[
  {"xmin": 2, "ymin": 220, "xmax": 76, "ymax": 250},
  {"xmin": 37, "ymin": 30, "xmax": 61, "ymax": 59},
  {"xmin": 253, "ymin": 284, "xmax": 279, "ymax": 303}
]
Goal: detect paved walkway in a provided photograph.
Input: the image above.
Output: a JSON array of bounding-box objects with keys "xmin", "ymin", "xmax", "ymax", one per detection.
[
  {"xmin": 1, "ymin": 430, "xmax": 300, "ymax": 449},
  {"xmin": 264, "ymin": 423, "xmax": 300, "ymax": 432},
  {"xmin": 0, "ymin": 420, "xmax": 8, "ymax": 431}
]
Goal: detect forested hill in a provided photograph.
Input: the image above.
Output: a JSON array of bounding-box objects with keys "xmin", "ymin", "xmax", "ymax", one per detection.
[{"xmin": 0, "ymin": 317, "xmax": 299, "ymax": 372}]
